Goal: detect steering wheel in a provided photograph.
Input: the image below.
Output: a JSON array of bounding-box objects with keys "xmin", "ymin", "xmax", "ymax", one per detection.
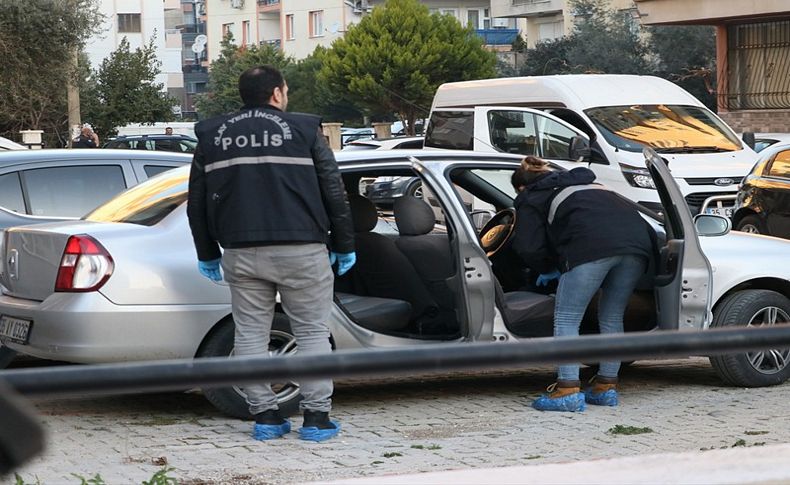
[{"xmin": 478, "ymin": 208, "xmax": 517, "ymax": 258}]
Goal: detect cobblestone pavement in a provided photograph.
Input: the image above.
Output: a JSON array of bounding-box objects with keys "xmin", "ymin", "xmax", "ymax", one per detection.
[{"xmin": 9, "ymin": 357, "xmax": 790, "ymax": 484}]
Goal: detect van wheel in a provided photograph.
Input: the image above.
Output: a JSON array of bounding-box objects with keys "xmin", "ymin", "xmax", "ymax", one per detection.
[
  {"xmin": 709, "ymin": 290, "xmax": 790, "ymax": 387},
  {"xmin": 736, "ymin": 215, "xmax": 766, "ymax": 235},
  {"xmin": 196, "ymin": 314, "xmax": 302, "ymax": 419}
]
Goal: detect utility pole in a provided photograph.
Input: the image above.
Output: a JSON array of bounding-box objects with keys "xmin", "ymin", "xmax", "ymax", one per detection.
[{"xmin": 67, "ymin": 47, "xmax": 81, "ymax": 148}]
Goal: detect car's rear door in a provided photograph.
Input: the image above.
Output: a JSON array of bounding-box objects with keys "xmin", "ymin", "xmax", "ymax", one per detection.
[
  {"xmin": 410, "ymin": 156, "xmax": 496, "ymax": 341},
  {"xmin": 644, "ymin": 147, "xmax": 713, "ymax": 329}
]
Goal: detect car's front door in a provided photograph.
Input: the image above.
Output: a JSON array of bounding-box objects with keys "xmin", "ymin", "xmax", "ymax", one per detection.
[
  {"xmin": 644, "ymin": 147, "xmax": 713, "ymax": 329},
  {"xmin": 410, "ymin": 156, "xmax": 496, "ymax": 341},
  {"xmin": 762, "ymin": 149, "xmax": 790, "ymax": 238},
  {"xmin": 473, "ymin": 106, "xmax": 590, "ymax": 168}
]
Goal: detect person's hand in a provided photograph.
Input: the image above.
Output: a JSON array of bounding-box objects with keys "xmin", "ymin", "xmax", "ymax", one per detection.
[
  {"xmin": 536, "ymin": 269, "xmax": 561, "ymax": 287},
  {"xmin": 329, "ymin": 251, "xmax": 356, "ymax": 276},
  {"xmin": 198, "ymin": 258, "xmax": 222, "ymax": 281}
]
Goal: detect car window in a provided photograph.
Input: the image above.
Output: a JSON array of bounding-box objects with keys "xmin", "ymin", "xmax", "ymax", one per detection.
[
  {"xmin": 179, "ymin": 140, "xmax": 197, "ymax": 153},
  {"xmin": 0, "ymin": 172, "xmax": 26, "ymax": 213},
  {"xmin": 535, "ymin": 115, "xmax": 576, "ymax": 160},
  {"xmin": 767, "ymin": 150, "xmax": 790, "ymax": 178},
  {"xmin": 144, "ymin": 165, "xmax": 177, "ymax": 178},
  {"xmin": 86, "ymin": 167, "xmax": 189, "ymax": 226},
  {"xmin": 468, "ymin": 168, "xmax": 518, "ymax": 199},
  {"xmin": 424, "ymin": 111, "xmax": 474, "ymax": 150},
  {"xmin": 487, "ymin": 110, "xmax": 538, "ymax": 155},
  {"xmin": 393, "ymin": 139, "xmax": 424, "ymax": 149},
  {"xmin": 22, "ymin": 165, "xmax": 127, "ymax": 217}
]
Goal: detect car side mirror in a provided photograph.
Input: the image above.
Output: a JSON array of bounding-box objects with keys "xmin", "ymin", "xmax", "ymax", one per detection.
[
  {"xmin": 742, "ymin": 132, "xmax": 756, "ymax": 150},
  {"xmin": 694, "ymin": 214, "xmax": 731, "ymax": 237},
  {"xmin": 568, "ymin": 136, "xmax": 591, "ymax": 162}
]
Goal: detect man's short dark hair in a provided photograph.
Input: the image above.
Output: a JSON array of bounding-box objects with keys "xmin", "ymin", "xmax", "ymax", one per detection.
[{"xmin": 239, "ymin": 65, "xmax": 284, "ymax": 107}]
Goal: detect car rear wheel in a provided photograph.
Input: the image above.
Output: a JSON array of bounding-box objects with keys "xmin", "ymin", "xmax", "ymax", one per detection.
[
  {"xmin": 736, "ymin": 215, "xmax": 767, "ymax": 235},
  {"xmin": 197, "ymin": 314, "xmax": 301, "ymax": 419},
  {"xmin": 406, "ymin": 181, "xmax": 423, "ymax": 199},
  {"xmin": 709, "ymin": 289, "xmax": 790, "ymax": 387}
]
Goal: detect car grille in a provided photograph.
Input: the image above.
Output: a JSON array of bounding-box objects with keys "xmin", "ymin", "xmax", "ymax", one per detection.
[
  {"xmin": 685, "ymin": 191, "xmax": 737, "ymax": 213},
  {"xmin": 684, "ymin": 177, "xmax": 741, "ymax": 186}
]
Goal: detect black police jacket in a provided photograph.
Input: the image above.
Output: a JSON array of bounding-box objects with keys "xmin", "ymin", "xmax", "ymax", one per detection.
[
  {"xmin": 512, "ymin": 167, "xmax": 653, "ymax": 274},
  {"xmin": 187, "ymin": 104, "xmax": 355, "ymax": 261}
]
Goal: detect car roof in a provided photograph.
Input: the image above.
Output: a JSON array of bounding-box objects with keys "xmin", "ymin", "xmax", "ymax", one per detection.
[
  {"xmin": 335, "ymin": 149, "xmax": 524, "ymax": 165},
  {"xmin": 0, "ymin": 149, "xmax": 193, "ymax": 168}
]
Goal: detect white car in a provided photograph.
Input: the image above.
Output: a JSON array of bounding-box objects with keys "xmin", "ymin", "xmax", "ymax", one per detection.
[
  {"xmin": 342, "ymin": 136, "xmax": 424, "ymax": 151},
  {"xmin": 0, "ymin": 149, "xmax": 787, "ymax": 419}
]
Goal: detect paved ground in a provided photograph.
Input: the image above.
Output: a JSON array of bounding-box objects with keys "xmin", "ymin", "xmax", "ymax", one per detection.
[{"xmin": 8, "ymin": 357, "xmax": 790, "ymax": 484}]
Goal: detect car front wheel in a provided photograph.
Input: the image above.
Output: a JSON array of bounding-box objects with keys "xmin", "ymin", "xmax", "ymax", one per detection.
[
  {"xmin": 709, "ymin": 289, "xmax": 790, "ymax": 387},
  {"xmin": 196, "ymin": 314, "xmax": 302, "ymax": 419},
  {"xmin": 736, "ymin": 214, "xmax": 767, "ymax": 235}
]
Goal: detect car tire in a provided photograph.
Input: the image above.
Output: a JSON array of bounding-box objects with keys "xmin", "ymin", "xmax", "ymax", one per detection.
[
  {"xmin": 709, "ymin": 290, "xmax": 790, "ymax": 387},
  {"xmin": 736, "ymin": 215, "xmax": 767, "ymax": 235},
  {"xmin": 406, "ymin": 180, "xmax": 423, "ymax": 199},
  {"xmin": 196, "ymin": 314, "xmax": 302, "ymax": 419}
]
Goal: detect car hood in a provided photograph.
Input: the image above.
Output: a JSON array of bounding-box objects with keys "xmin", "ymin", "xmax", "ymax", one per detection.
[{"xmin": 700, "ymin": 230, "xmax": 790, "ymax": 300}]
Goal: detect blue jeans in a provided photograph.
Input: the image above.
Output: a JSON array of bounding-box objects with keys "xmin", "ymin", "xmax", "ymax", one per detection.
[{"xmin": 554, "ymin": 254, "xmax": 647, "ymax": 382}]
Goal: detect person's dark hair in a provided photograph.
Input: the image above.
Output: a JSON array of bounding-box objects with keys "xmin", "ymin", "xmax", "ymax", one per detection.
[
  {"xmin": 511, "ymin": 156, "xmax": 552, "ymax": 192},
  {"xmin": 238, "ymin": 65, "xmax": 284, "ymax": 107}
]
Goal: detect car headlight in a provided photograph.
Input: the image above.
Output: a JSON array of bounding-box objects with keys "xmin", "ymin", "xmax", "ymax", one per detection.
[{"xmin": 619, "ymin": 163, "xmax": 656, "ymax": 189}]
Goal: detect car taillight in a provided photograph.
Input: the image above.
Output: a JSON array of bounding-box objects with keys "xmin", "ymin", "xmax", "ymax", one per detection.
[{"xmin": 55, "ymin": 235, "xmax": 114, "ymax": 292}]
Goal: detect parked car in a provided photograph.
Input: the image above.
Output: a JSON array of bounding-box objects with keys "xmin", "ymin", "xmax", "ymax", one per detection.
[
  {"xmin": 340, "ymin": 127, "xmax": 375, "ymax": 146},
  {"xmin": 752, "ymin": 133, "xmax": 790, "ymax": 153},
  {"xmin": 341, "ymin": 136, "xmax": 424, "ymax": 151},
  {"xmin": 0, "ymin": 149, "xmax": 190, "ymax": 220},
  {"xmin": 0, "ymin": 149, "xmax": 788, "ymax": 419},
  {"xmin": 103, "ymin": 134, "xmax": 197, "ymax": 153},
  {"xmin": 732, "ymin": 142, "xmax": 790, "ymax": 238},
  {"xmin": 0, "ymin": 136, "xmax": 28, "ymax": 151}
]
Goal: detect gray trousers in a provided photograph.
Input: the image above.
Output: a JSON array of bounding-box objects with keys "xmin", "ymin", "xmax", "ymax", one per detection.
[{"xmin": 221, "ymin": 243, "xmax": 334, "ymax": 414}]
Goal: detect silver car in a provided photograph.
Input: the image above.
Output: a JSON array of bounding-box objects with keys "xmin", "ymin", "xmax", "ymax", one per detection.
[{"xmin": 0, "ymin": 149, "xmax": 788, "ymax": 418}]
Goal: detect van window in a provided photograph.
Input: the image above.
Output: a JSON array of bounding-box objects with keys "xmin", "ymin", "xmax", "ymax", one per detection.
[
  {"xmin": 425, "ymin": 111, "xmax": 474, "ymax": 150},
  {"xmin": 585, "ymin": 105, "xmax": 742, "ymax": 153},
  {"xmin": 536, "ymin": 115, "xmax": 576, "ymax": 160},
  {"xmin": 487, "ymin": 111, "xmax": 538, "ymax": 155}
]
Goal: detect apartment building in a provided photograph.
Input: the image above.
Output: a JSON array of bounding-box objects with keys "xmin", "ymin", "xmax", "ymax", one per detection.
[
  {"xmin": 633, "ymin": 0, "xmax": 790, "ymax": 133},
  {"xmin": 84, "ymin": 0, "xmax": 184, "ymax": 101},
  {"xmin": 491, "ymin": 0, "xmax": 635, "ymax": 47}
]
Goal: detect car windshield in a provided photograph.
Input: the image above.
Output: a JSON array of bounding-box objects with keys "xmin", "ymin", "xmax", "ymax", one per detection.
[
  {"xmin": 584, "ymin": 105, "xmax": 742, "ymax": 153},
  {"xmin": 85, "ymin": 166, "xmax": 189, "ymax": 226}
]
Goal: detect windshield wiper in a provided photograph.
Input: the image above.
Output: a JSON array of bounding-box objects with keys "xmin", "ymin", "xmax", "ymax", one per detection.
[{"xmin": 653, "ymin": 146, "xmax": 732, "ymax": 154}]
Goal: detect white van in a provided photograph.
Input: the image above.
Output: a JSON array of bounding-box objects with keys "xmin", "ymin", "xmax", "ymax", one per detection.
[{"xmin": 425, "ymin": 75, "xmax": 757, "ymax": 216}]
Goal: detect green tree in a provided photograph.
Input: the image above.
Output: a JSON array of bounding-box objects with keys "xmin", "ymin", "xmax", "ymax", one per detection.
[
  {"xmin": 81, "ymin": 37, "xmax": 177, "ymax": 140},
  {"xmin": 647, "ymin": 25, "xmax": 717, "ymax": 109},
  {"xmin": 320, "ymin": 0, "xmax": 497, "ymax": 135},
  {"xmin": 284, "ymin": 46, "xmax": 364, "ymax": 124},
  {"xmin": 0, "ymin": 0, "xmax": 102, "ymax": 146},
  {"xmin": 195, "ymin": 36, "xmax": 291, "ymax": 118}
]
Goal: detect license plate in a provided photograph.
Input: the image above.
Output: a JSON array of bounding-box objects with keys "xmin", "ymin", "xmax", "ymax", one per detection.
[
  {"xmin": 0, "ymin": 315, "xmax": 32, "ymax": 345},
  {"xmin": 705, "ymin": 207, "xmax": 733, "ymax": 218}
]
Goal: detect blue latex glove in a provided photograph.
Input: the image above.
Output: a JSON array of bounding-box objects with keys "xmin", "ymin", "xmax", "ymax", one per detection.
[
  {"xmin": 536, "ymin": 269, "xmax": 561, "ymax": 287},
  {"xmin": 329, "ymin": 251, "xmax": 356, "ymax": 276},
  {"xmin": 198, "ymin": 258, "xmax": 222, "ymax": 282}
]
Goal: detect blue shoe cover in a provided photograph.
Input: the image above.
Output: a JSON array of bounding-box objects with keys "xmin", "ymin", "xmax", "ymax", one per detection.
[
  {"xmin": 252, "ymin": 420, "xmax": 291, "ymax": 441},
  {"xmin": 585, "ymin": 388, "xmax": 618, "ymax": 406},
  {"xmin": 532, "ymin": 392, "xmax": 586, "ymax": 412},
  {"xmin": 299, "ymin": 421, "xmax": 341, "ymax": 442}
]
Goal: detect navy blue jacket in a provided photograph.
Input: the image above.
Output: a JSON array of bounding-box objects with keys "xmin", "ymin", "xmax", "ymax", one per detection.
[
  {"xmin": 187, "ymin": 105, "xmax": 354, "ymax": 261},
  {"xmin": 513, "ymin": 167, "xmax": 653, "ymax": 273}
]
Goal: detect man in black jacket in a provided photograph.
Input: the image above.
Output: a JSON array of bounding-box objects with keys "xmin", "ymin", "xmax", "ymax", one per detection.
[
  {"xmin": 512, "ymin": 156, "xmax": 653, "ymax": 413},
  {"xmin": 187, "ymin": 65, "xmax": 355, "ymax": 442}
]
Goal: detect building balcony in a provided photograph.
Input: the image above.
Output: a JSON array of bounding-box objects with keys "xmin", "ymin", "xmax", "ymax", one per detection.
[
  {"xmin": 475, "ymin": 28, "xmax": 520, "ymax": 46},
  {"xmin": 258, "ymin": 0, "xmax": 279, "ymax": 12},
  {"xmin": 260, "ymin": 39, "xmax": 281, "ymax": 49},
  {"xmin": 490, "ymin": 0, "xmax": 563, "ymax": 18}
]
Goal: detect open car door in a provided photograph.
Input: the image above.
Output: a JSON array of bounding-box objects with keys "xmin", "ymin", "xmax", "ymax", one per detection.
[
  {"xmin": 644, "ymin": 147, "xmax": 713, "ymax": 330},
  {"xmin": 409, "ymin": 156, "xmax": 496, "ymax": 341}
]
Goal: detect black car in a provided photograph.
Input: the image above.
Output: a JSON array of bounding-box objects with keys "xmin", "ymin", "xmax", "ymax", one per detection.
[
  {"xmin": 732, "ymin": 143, "xmax": 790, "ymax": 238},
  {"xmin": 103, "ymin": 134, "xmax": 197, "ymax": 153}
]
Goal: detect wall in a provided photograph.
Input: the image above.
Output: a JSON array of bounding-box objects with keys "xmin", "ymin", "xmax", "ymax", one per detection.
[
  {"xmin": 719, "ymin": 110, "xmax": 790, "ymax": 135},
  {"xmin": 205, "ymin": 0, "xmax": 258, "ymax": 62}
]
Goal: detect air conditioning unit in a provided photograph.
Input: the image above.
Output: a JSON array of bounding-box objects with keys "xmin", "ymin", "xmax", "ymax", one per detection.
[
  {"xmin": 230, "ymin": 0, "xmax": 244, "ymax": 9},
  {"xmin": 492, "ymin": 18, "xmax": 510, "ymax": 28}
]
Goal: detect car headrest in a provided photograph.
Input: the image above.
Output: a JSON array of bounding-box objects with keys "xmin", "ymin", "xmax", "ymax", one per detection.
[
  {"xmin": 394, "ymin": 196, "xmax": 435, "ymax": 236},
  {"xmin": 348, "ymin": 194, "xmax": 378, "ymax": 233}
]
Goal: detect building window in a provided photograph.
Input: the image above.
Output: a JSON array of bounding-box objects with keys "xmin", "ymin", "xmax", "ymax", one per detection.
[
  {"xmin": 286, "ymin": 14, "xmax": 295, "ymax": 40},
  {"xmin": 483, "ymin": 8, "xmax": 491, "ymax": 29},
  {"xmin": 467, "ymin": 9, "xmax": 481, "ymax": 29},
  {"xmin": 242, "ymin": 20, "xmax": 251, "ymax": 45},
  {"xmin": 309, "ymin": 10, "xmax": 323, "ymax": 37},
  {"xmin": 118, "ymin": 13, "xmax": 142, "ymax": 33},
  {"xmin": 222, "ymin": 22, "xmax": 234, "ymax": 40},
  {"xmin": 727, "ymin": 20, "xmax": 790, "ymax": 110},
  {"xmin": 538, "ymin": 21, "xmax": 563, "ymax": 42}
]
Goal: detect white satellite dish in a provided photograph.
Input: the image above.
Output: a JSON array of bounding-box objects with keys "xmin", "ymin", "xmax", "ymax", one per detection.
[
  {"xmin": 329, "ymin": 21, "xmax": 340, "ymax": 34},
  {"xmin": 194, "ymin": 34, "xmax": 208, "ymax": 45},
  {"xmin": 192, "ymin": 42, "xmax": 205, "ymax": 54}
]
